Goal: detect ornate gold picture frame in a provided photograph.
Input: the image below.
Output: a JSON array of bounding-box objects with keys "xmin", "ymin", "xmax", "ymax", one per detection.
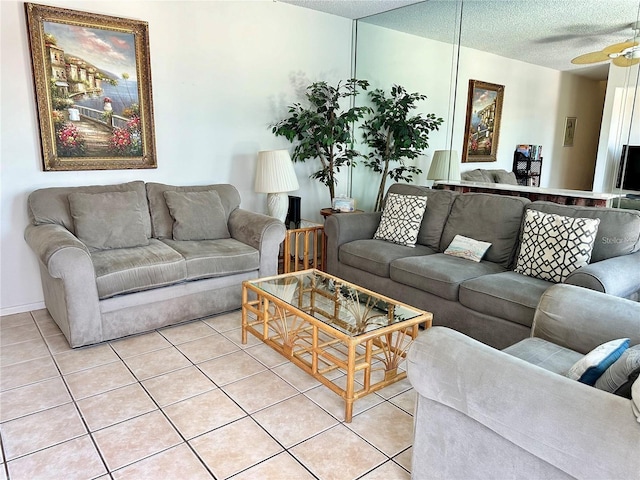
[
  {"xmin": 462, "ymin": 80, "xmax": 504, "ymax": 163},
  {"xmin": 25, "ymin": 3, "xmax": 157, "ymax": 171}
]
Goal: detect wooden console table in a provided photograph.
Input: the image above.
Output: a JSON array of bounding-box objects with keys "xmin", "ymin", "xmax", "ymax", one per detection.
[{"xmin": 435, "ymin": 181, "xmax": 622, "ymax": 208}]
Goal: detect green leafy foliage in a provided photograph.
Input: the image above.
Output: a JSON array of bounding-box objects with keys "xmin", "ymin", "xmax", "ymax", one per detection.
[
  {"xmin": 272, "ymin": 79, "xmax": 370, "ymax": 202},
  {"xmin": 361, "ymin": 85, "xmax": 444, "ymax": 211}
]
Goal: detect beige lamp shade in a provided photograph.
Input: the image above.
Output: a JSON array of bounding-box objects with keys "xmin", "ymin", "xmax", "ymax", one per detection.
[
  {"xmin": 255, "ymin": 150, "xmax": 299, "ymax": 222},
  {"xmin": 427, "ymin": 150, "xmax": 461, "ymax": 181}
]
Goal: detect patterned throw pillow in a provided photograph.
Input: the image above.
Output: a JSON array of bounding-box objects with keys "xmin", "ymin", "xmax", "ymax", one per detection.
[
  {"xmin": 444, "ymin": 235, "xmax": 492, "ymax": 262},
  {"xmin": 374, "ymin": 193, "xmax": 427, "ymax": 247},
  {"xmin": 565, "ymin": 338, "xmax": 630, "ymax": 386},
  {"xmin": 515, "ymin": 210, "xmax": 600, "ymax": 283}
]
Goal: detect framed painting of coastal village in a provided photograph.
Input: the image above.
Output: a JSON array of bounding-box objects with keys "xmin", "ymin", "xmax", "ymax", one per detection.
[
  {"xmin": 25, "ymin": 3, "xmax": 157, "ymax": 171},
  {"xmin": 461, "ymin": 80, "xmax": 504, "ymax": 163}
]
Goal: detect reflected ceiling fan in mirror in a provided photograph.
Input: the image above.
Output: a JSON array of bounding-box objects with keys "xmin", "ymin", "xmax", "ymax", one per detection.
[{"xmin": 571, "ymin": 21, "xmax": 640, "ymax": 67}]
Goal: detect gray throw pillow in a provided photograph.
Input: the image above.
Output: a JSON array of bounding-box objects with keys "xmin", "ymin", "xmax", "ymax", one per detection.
[
  {"xmin": 595, "ymin": 345, "xmax": 640, "ymax": 398},
  {"xmin": 164, "ymin": 190, "xmax": 230, "ymax": 241},
  {"xmin": 69, "ymin": 191, "xmax": 149, "ymax": 251}
]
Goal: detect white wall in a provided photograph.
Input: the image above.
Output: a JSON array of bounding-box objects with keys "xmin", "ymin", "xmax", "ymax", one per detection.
[{"xmin": 0, "ymin": 0, "xmax": 353, "ymax": 314}]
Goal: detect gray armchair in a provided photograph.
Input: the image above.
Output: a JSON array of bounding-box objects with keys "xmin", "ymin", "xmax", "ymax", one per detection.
[{"xmin": 407, "ymin": 284, "xmax": 640, "ymax": 479}]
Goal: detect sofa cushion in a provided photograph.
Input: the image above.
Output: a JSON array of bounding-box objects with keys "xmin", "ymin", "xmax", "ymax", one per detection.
[
  {"xmin": 27, "ymin": 181, "xmax": 152, "ymax": 237},
  {"xmin": 384, "ymin": 184, "xmax": 458, "ymax": 250},
  {"xmin": 515, "ymin": 210, "xmax": 600, "ymax": 283},
  {"xmin": 92, "ymin": 239, "xmax": 187, "ymax": 299},
  {"xmin": 595, "ymin": 345, "xmax": 640, "ymax": 398},
  {"xmin": 163, "ymin": 238, "xmax": 259, "ymax": 280},
  {"xmin": 69, "ymin": 191, "xmax": 150, "ymax": 251},
  {"xmin": 566, "ymin": 338, "xmax": 629, "ymax": 385},
  {"xmin": 374, "ymin": 192, "xmax": 427, "ymax": 247},
  {"xmin": 390, "ymin": 253, "xmax": 506, "ymax": 301},
  {"xmin": 340, "ymin": 239, "xmax": 435, "ymax": 278},
  {"xmin": 461, "ymin": 169, "xmax": 494, "ymax": 183},
  {"xmin": 491, "ymin": 170, "xmax": 518, "ymax": 185},
  {"xmin": 527, "ymin": 201, "xmax": 640, "ymax": 262},
  {"xmin": 459, "ymin": 271, "xmax": 553, "ymax": 328},
  {"xmin": 164, "ymin": 190, "xmax": 231, "ymax": 241},
  {"xmin": 440, "ymin": 193, "xmax": 530, "ymax": 268},
  {"xmin": 146, "ymin": 183, "xmax": 241, "ymax": 239},
  {"xmin": 503, "ymin": 337, "xmax": 583, "ymax": 375}
]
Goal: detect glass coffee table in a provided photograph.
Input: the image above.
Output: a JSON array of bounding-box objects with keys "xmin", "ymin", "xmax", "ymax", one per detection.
[{"xmin": 242, "ymin": 269, "xmax": 432, "ymax": 422}]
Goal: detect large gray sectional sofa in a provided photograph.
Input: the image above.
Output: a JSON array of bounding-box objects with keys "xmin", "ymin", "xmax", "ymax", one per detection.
[
  {"xmin": 25, "ymin": 181, "xmax": 285, "ymax": 348},
  {"xmin": 325, "ymin": 183, "xmax": 640, "ymax": 349},
  {"xmin": 407, "ymin": 284, "xmax": 640, "ymax": 479}
]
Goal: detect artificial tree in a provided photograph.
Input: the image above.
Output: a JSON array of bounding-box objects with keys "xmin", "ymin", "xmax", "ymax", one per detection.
[
  {"xmin": 361, "ymin": 85, "xmax": 443, "ymax": 211},
  {"xmin": 272, "ymin": 79, "xmax": 370, "ymax": 203}
]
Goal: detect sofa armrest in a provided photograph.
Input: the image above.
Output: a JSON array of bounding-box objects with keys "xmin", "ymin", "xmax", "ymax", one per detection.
[
  {"xmin": 228, "ymin": 208, "xmax": 286, "ymax": 277},
  {"xmin": 407, "ymin": 326, "xmax": 640, "ymax": 480},
  {"xmin": 324, "ymin": 212, "xmax": 381, "ymax": 274},
  {"xmin": 24, "ymin": 224, "xmax": 103, "ymax": 347},
  {"xmin": 531, "ymin": 284, "xmax": 640, "ymax": 353},
  {"xmin": 565, "ymin": 250, "xmax": 640, "ymax": 297}
]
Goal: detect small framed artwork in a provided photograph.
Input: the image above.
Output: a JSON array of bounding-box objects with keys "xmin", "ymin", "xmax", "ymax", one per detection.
[
  {"xmin": 563, "ymin": 117, "xmax": 577, "ymax": 147},
  {"xmin": 462, "ymin": 80, "xmax": 504, "ymax": 163},
  {"xmin": 25, "ymin": 3, "xmax": 157, "ymax": 171}
]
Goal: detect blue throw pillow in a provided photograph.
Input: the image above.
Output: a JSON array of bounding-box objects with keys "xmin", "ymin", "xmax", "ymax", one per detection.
[{"xmin": 566, "ymin": 338, "xmax": 630, "ymax": 386}]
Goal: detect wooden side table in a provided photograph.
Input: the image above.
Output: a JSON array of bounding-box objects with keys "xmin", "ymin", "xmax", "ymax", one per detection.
[{"xmin": 280, "ymin": 221, "xmax": 324, "ymax": 274}]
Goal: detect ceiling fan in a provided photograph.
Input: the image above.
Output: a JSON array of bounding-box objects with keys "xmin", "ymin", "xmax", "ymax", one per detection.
[{"xmin": 571, "ymin": 21, "xmax": 640, "ymax": 67}]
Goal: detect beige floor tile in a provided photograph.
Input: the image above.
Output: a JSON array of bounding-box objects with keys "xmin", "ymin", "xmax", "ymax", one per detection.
[
  {"xmin": 142, "ymin": 365, "xmax": 216, "ymax": 406},
  {"xmin": 0, "ymin": 323, "xmax": 40, "ymax": 346},
  {"xmin": 232, "ymin": 452, "xmax": 315, "ymax": 480},
  {"xmin": 43, "ymin": 333, "xmax": 72, "ymax": 354},
  {"xmin": 30, "ymin": 309, "xmax": 53, "ymax": 324},
  {"xmin": 1, "ymin": 403, "xmax": 86, "ymax": 460},
  {"xmin": 190, "ymin": 417, "xmax": 282, "ymax": 479},
  {"xmin": 109, "ymin": 331, "xmax": 172, "ymax": 358},
  {"xmin": 394, "ymin": 447, "xmax": 412, "ymax": 472},
  {"xmin": 303, "ymin": 381, "xmax": 384, "ymax": 422},
  {"xmin": 53, "ymin": 344, "xmax": 119, "ymax": 375},
  {"xmin": 0, "ymin": 356, "xmax": 58, "ymax": 391},
  {"xmin": 290, "ymin": 424, "xmax": 386, "ymax": 480},
  {"xmin": 389, "ymin": 389, "xmax": 416, "ymax": 415},
  {"xmin": 0, "ymin": 312, "xmax": 33, "ymax": 330},
  {"xmin": 163, "ymin": 389, "xmax": 246, "ymax": 439},
  {"xmin": 359, "ymin": 460, "xmax": 411, "ymax": 479},
  {"xmin": 198, "ymin": 350, "xmax": 266, "ymax": 386},
  {"xmin": 34, "ymin": 316, "xmax": 61, "ymax": 337},
  {"xmin": 369, "ymin": 375, "xmax": 412, "ymax": 400},
  {"xmin": 6, "ymin": 435, "xmax": 106, "ymax": 480},
  {"xmin": 93, "ymin": 410, "xmax": 182, "ymax": 471},
  {"xmin": 65, "ymin": 361, "xmax": 137, "ymax": 400},
  {"xmin": 252, "ymin": 394, "xmax": 338, "ymax": 448},
  {"xmin": 160, "ymin": 320, "xmax": 216, "ymax": 345},
  {"xmin": 245, "ymin": 343, "xmax": 289, "ymax": 368},
  {"xmin": 0, "ymin": 338, "xmax": 49, "ymax": 367},
  {"xmin": 221, "ymin": 327, "xmax": 263, "ymax": 349},
  {"xmin": 204, "ymin": 310, "xmax": 242, "ymax": 333},
  {"xmin": 111, "ymin": 443, "xmax": 212, "ymax": 480},
  {"xmin": 77, "ymin": 383, "xmax": 157, "ymax": 431},
  {"xmin": 0, "ymin": 465, "xmax": 5, "ymax": 480},
  {"xmin": 176, "ymin": 333, "xmax": 240, "ymax": 364},
  {"xmin": 272, "ymin": 361, "xmax": 321, "ymax": 392},
  {"xmin": 347, "ymin": 402, "xmax": 413, "ymax": 457},
  {"xmin": 223, "ymin": 370, "xmax": 298, "ymax": 414},
  {"xmin": 123, "ymin": 346, "xmax": 191, "ymax": 381},
  {"xmin": 0, "ymin": 377, "xmax": 71, "ymax": 422}
]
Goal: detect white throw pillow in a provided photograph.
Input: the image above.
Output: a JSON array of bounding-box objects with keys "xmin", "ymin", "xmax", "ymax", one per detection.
[
  {"xmin": 565, "ymin": 338, "xmax": 630, "ymax": 386},
  {"xmin": 444, "ymin": 235, "xmax": 492, "ymax": 262},
  {"xmin": 373, "ymin": 193, "xmax": 427, "ymax": 247},
  {"xmin": 632, "ymin": 377, "xmax": 640, "ymax": 424},
  {"xmin": 515, "ymin": 209, "xmax": 600, "ymax": 283}
]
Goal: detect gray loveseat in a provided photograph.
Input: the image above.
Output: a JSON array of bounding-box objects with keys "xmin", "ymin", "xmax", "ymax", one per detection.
[
  {"xmin": 325, "ymin": 183, "xmax": 640, "ymax": 349},
  {"xmin": 407, "ymin": 284, "xmax": 640, "ymax": 479},
  {"xmin": 25, "ymin": 181, "xmax": 285, "ymax": 347}
]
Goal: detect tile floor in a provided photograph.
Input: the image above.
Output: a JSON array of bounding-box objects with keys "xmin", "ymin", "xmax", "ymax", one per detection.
[{"xmin": 0, "ymin": 309, "xmax": 416, "ymax": 479}]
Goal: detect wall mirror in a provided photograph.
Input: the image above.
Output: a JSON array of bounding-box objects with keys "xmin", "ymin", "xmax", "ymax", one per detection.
[{"xmin": 352, "ymin": 0, "xmax": 640, "ymax": 210}]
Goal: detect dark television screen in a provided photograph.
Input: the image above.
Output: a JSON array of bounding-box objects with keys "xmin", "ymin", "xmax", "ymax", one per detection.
[{"xmin": 616, "ymin": 145, "xmax": 640, "ymax": 192}]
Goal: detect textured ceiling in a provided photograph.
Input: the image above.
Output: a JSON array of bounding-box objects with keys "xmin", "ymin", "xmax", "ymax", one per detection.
[{"xmin": 281, "ymin": 0, "xmax": 640, "ymax": 80}]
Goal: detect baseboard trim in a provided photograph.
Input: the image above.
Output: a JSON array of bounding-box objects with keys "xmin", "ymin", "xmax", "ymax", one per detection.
[{"xmin": 1, "ymin": 301, "xmax": 46, "ymax": 316}]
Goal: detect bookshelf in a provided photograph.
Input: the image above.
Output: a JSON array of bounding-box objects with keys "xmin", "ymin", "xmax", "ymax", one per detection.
[{"xmin": 513, "ymin": 145, "xmax": 542, "ymax": 187}]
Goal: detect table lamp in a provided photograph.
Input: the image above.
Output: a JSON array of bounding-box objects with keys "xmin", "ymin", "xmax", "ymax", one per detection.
[
  {"xmin": 427, "ymin": 150, "xmax": 461, "ymax": 182},
  {"xmin": 254, "ymin": 150, "xmax": 300, "ymax": 222}
]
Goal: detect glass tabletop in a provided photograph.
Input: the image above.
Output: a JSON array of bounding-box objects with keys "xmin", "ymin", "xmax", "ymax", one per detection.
[{"xmin": 251, "ymin": 269, "xmax": 425, "ymax": 336}]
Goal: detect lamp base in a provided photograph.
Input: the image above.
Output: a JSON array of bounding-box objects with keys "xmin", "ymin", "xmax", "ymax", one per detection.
[{"xmin": 267, "ymin": 192, "xmax": 288, "ymax": 223}]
